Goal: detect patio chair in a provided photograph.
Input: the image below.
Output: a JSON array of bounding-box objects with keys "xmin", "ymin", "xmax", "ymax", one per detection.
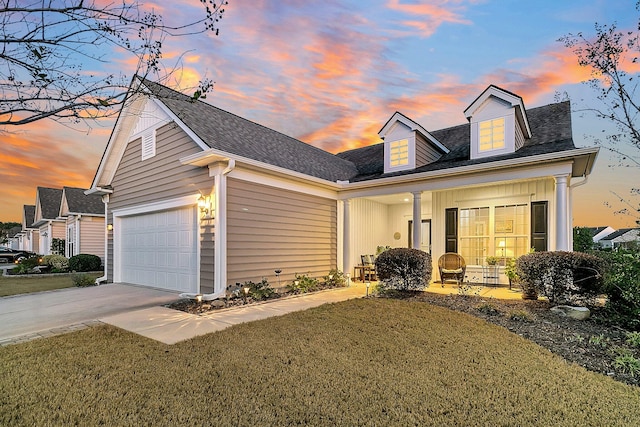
[{"xmin": 438, "ymin": 253, "xmax": 466, "ymax": 286}]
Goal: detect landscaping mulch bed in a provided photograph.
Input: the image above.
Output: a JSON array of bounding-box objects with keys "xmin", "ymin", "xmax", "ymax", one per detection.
[{"xmin": 401, "ymin": 291, "xmax": 639, "ymax": 388}]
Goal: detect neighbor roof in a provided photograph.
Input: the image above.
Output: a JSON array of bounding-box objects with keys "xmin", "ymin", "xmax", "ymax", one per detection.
[
  {"xmin": 337, "ymin": 101, "xmax": 575, "ymax": 182},
  {"xmin": 23, "ymin": 205, "xmax": 35, "ymax": 229},
  {"xmin": 62, "ymin": 187, "xmax": 104, "ymax": 215},
  {"xmin": 140, "ymin": 78, "xmax": 359, "ymax": 182},
  {"xmin": 600, "ymin": 228, "xmax": 637, "ymax": 241},
  {"xmin": 35, "ymin": 187, "xmax": 63, "ymax": 222}
]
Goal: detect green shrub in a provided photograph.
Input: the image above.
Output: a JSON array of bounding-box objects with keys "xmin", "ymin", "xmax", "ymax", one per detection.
[
  {"xmin": 375, "ymin": 248, "xmax": 431, "ymax": 292},
  {"xmin": 244, "ymin": 278, "xmax": 276, "ymax": 301},
  {"xmin": 516, "ymin": 251, "xmax": 605, "ymax": 305},
  {"xmin": 68, "ymin": 254, "xmax": 102, "ymax": 272},
  {"xmin": 287, "ymin": 273, "xmax": 319, "ymax": 294},
  {"xmin": 71, "ymin": 273, "xmax": 96, "ymax": 287},
  {"xmin": 613, "ymin": 348, "xmax": 640, "ymax": 377},
  {"xmin": 11, "ymin": 256, "xmax": 41, "ymax": 274},
  {"xmin": 50, "ymin": 238, "xmax": 65, "ymax": 255},
  {"xmin": 42, "ymin": 254, "xmax": 69, "ymax": 271},
  {"xmin": 626, "ymin": 332, "xmax": 640, "ymax": 348},
  {"xmin": 323, "ymin": 269, "xmax": 346, "ymax": 288},
  {"xmin": 598, "ymin": 249, "xmax": 640, "ymax": 331}
]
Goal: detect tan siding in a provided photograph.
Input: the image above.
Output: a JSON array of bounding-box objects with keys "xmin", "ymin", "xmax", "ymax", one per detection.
[
  {"xmin": 79, "ymin": 217, "xmax": 105, "ymax": 259},
  {"xmin": 415, "ymin": 133, "xmax": 442, "ymax": 167},
  {"xmin": 52, "ymin": 222, "xmax": 65, "ymax": 239},
  {"xmin": 200, "ymin": 221, "xmax": 215, "ymax": 294},
  {"xmin": 109, "ymin": 123, "xmax": 213, "ymax": 211},
  {"xmin": 515, "ymin": 122, "xmax": 525, "ymax": 150},
  {"xmin": 227, "ymin": 178, "xmax": 336, "ymax": 288}
]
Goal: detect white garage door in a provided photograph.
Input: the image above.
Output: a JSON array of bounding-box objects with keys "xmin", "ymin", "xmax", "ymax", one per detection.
[{"xmin": 120, "ymin": 206, "xmax": 197, "ymax": 292}]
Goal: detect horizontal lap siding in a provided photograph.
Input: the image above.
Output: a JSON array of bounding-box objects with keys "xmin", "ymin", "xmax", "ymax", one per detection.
[
  {"xmin": 200, "ymin": 221, "xmax": 215, "ymax": 294},
  {"xmin": 79, "ymin": 217, "xmax": 105, "ymax": 260},
  {"xmin": 107, "ymin": 122, "xmax": 214, "ymax": 286},
  {"xmin": 227, "ymin": 178, "xmax": 336, "ymax": 287}
]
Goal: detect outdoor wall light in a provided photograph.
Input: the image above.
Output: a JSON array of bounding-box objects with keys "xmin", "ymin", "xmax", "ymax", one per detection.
[
  {"xmin": 198, "ymin": 194, "xmax": 213, "ymax": 219},
  {"xmin": 107, "ymin": 224, "xmax": 113, "ymax": 231}
]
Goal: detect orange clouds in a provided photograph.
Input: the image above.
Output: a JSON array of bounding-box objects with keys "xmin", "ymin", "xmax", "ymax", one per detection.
[{"xmin": 386, "ymin": 0, "xmax": 472, "ymax": 37}]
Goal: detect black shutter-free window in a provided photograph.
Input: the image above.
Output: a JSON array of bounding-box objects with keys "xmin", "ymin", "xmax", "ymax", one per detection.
[
  {"xmin": 531, "ymin": 201, "xmax": 548, "ymax": 252},
  {"xmin": 445, "ymin": 208, "xmax": 458, "ymax": 253}
]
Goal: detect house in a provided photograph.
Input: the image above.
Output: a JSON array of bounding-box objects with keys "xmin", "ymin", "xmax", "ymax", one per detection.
[
  {"xmin": 32, "ymin": 187, "xmax": 65, "ymax": 255},
  {"xmin": 87, "ymin": 79, "xmax": 599, "ymax": 295},
  {"xmin": 599, "ymin": 228, "xmax": 640, "ymax": 249},
  {"xmin": 587, "ymin": 226, "xmax": 616, "ymax": 247},
  {"xmin": 18, "ymin": 205, "xmax": 39, "ymax": 252},
  {"xmin": 59, "ymin": 187, "xmax": 105, "ymax": 260}
]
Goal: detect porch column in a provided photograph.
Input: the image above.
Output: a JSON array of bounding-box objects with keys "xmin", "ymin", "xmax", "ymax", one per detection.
[
  {"xmin": 343, "ymin": 199, "xmax": 352, "ymax": 278},
  {"xmin": 412, "ymin": 191, "xmax": 422, "ymax": 249},
  {"xmin": 554, "ymin": 174, "xmax": 569, "ymax": 251}
]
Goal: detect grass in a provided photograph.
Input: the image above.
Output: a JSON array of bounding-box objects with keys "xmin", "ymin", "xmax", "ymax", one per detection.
[
  {"xmin": 0, "ymin": 273, "xmax": 102, "ymax": 297},
  {"xmin": 2, "ymin": 298, "xmax": 640, "ymax": 426}
]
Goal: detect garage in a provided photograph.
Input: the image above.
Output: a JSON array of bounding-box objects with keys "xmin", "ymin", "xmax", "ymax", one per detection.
[{"xmin": 118, "ymin": 206, "xmax": 198, "ymax": 293}]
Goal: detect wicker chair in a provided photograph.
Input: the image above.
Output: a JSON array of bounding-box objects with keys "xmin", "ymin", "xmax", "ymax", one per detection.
[{"xmin": 438, "ymin": 253, "xmax": 466, "ymax": 285}]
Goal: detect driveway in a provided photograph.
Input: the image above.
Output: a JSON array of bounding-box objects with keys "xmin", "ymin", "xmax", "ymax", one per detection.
[{"xmin": 0, "ymin": 283, "xmax": 180, "ymax": 343}]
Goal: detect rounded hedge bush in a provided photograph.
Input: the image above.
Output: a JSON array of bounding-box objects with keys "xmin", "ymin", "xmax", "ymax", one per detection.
[
  {"xmin": 375, "ymin": 248, "xmax": 432, "ymax": 292},
  {"xmin": 42, "ymin": 254, "xmax": 69, "ymax": 271},
  {"xmin": 68, "ymin": 254, "xmax": 102, "ymax": 272}
]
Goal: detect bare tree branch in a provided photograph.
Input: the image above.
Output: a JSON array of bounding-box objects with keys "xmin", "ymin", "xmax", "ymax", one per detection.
[{"xmin": 0, "ymin": 0, "xmax": 228, "ymax": 128}]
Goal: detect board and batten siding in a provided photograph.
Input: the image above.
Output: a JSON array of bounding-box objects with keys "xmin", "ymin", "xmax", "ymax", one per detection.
[
  {"xmin": 106, "ymin": 122, "xmax": 214, "ymax": 285},
  {"xmin": 226, "ymin": 178, "xmax": 336, "ymax": 288},
  {"xmin": 348, "ymin": 198, "xmax": 389, "ymax": 270},
  {"xmin": 78, "ymin": 216, "xmax": 105, "ymax": 260}
]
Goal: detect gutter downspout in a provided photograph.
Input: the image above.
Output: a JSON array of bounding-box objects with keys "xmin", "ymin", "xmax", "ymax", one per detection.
[
  {"xmin": 180, "ymin": 159, "xmax": 236, "ymax": 301},
  {"xmin": 95, "ymin": 194, "xmax": 110, "ymax": 285}
]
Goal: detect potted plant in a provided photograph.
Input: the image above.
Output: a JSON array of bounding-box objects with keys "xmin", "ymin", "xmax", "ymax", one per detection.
[
  {"xmin": 485, "ymin": 256, "xmax": 500, "ymax": 266},
  {"xmin": 504, "ymin": 257, "xmax": 518, "ymax": 289}
]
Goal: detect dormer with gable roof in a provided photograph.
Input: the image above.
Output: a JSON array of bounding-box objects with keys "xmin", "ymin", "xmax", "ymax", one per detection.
[
  {"xmin": 464, "ymin": 85, "xmax": 532, "ymax": 160},
  {"xmin": 378, "ymin": 112, "xmax": 449, "ymax": 174}
]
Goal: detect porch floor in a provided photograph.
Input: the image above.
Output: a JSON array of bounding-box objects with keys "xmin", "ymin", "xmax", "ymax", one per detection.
[{"xmin": 425, "ymin": 282, "xmax": 524, "ymax": 300}]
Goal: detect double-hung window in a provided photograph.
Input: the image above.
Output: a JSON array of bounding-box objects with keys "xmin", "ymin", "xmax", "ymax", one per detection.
[{"xmin": 459, "ymin": 207, "xmax": 490, "ymax": 265}]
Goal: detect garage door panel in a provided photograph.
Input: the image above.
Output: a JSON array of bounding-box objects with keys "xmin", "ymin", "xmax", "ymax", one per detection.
[{"xmin": 119, "ymin": 206, "xmax": 197, "ymax": 293}]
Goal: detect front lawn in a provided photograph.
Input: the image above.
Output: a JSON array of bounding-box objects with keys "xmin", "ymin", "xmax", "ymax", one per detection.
[
  {"xmin": 2, "ymin": 298, "xmax": 639, "ymax": 425},
  {"xmin": 0, "ymin": 273, "xmax": 102, "ymax": 297}
]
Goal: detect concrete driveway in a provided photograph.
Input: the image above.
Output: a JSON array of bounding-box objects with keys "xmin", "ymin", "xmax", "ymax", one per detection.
[{"xmin": 0, "ymin": 283, "xmax": 180, "ymax": 344}]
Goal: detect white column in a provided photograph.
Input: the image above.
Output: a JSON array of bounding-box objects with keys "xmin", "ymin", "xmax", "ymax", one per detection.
[
  {"xmin": 213, "ymin": 171, "xmax": 227, "ymax": 296},
  {"xmin": 343, "ymin": 199, "xmax": 351, "ymax": 278},
  {"xmin": 554, "ymin": 174, "xmax": 569, "ymax": 251},
  {"xmin": 412, "ymin": 191, "xmax": 422, "ymax": 249}
]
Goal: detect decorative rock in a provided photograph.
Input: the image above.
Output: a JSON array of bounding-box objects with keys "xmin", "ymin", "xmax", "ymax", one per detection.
[
  {"xmin": 550, "ymin": 305, "xmax": 591, "ymax": 320},
  {"xmin": 210, "ymin": 300, "xmax": 226, "ymax": 308}
]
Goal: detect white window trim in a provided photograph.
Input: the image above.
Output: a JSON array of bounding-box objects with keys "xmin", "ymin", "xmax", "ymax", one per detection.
[
  {"xmin": 470, "ymin": 113, "xmax": 516, "ymax": 160},
  {"xmin": 384, "ymin": 135, "xmax": 416, "ymax": 173}
]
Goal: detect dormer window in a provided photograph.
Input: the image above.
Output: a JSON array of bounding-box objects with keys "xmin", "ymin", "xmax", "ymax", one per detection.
[
  {"xmin": 465, "ymin": 85, "xmax": 532, "ymax": 160},
  {"xmin": 389, "ymin": 139, "xmax": 409, "ymax": 167},
  {"xmin": 479, "ymin": 117, "xmax": 505, "ymax": 152}
]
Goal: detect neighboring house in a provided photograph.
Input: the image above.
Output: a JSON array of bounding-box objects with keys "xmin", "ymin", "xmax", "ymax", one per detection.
[
  {"xmin": 599, "ymin": 228, "xmax": 640, "ymax": 249},
  {"xmin": 7, "ymin": 226, "xmax": 22, "ymax": 249},
  {"xmin": 59, "ymin": 187, "xmax": 106, "ymax": 260},
  {"xmin": 588, "ymin": 226, "xmax": 616, "ymax": 247},
  {"xmin": 87, "ymin": 79, "xmax": 599, "ymax": 295},
  {"xmin": 18, "ymin": 205, "xmax": 40, "ymax": 252},
  {"xmin": 32, "ymin": 187, "xmax": 65, "ymax": 255}
]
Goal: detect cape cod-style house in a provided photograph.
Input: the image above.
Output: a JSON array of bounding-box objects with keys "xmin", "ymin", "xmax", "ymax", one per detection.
[{"xmin": 87, "ymin": 79, "xmax": 599, "ymax": 295}]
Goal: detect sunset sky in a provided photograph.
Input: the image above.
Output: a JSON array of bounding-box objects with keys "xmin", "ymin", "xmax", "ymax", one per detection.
[{"xmin": 1, "ymin": 0, "xmax": 638, "ymax": 228}]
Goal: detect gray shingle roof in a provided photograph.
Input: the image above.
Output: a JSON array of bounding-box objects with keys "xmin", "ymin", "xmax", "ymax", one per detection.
[
  {"xmin": 36, "ymin": 187, "xmax": 63, "ymax": 221},
  {"xmin": 600, "ymin": 228, "xmax": 637, "ymax": 241},
  {"xmin": 23, "ymin": 205, "xmax": 35, "ymax": 229},
  {"xmin": 63, "ymin": 187, "xmax": 104, "ymax": 215},
  {"xmin": 337, "ymin": 101, "xmax": 575, "ymax": 182},
  {"xmin": 141, "ymin": 79, "xmax": 359, "ymax": 182}
]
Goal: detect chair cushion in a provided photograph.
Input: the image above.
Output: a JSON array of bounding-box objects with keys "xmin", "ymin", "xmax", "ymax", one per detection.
[{"xmin": 441, "ymin": 268, "xmax": 463, "ymax": 274}]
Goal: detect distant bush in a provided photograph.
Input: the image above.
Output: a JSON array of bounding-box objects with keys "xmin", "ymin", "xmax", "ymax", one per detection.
[
  {"xmin": 68, "ymin": 254, "xmax": 102, "ymax": 272},
  {"xmin": 42, "ymin": 254, "xmax": 69, "ymax": 271},
  {"xmin": 375, "ymin": 248, "xmax": 431, "ymax": 293},
  {"xmin": 71, "ymin": 273, "xmax": 96, "ymax": 287},
  {"xmin": 11, "ymin": 256, "xmax": 41, "ymax": 275},
  {"xmin": 516, "ymin": 251, "xmax": 604, "ymax": 305}
]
